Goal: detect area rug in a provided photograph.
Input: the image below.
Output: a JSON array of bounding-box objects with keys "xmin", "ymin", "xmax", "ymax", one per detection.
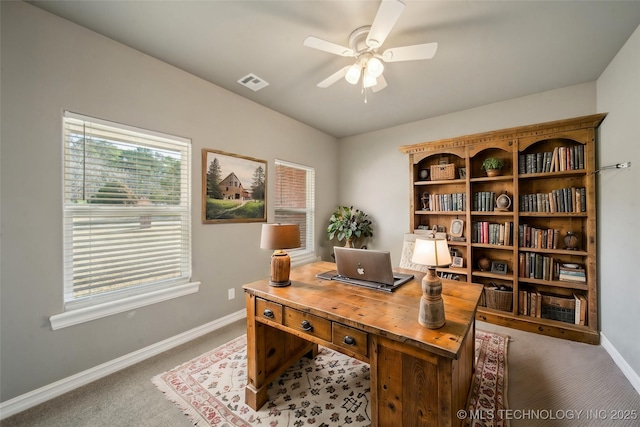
[{"xmin": 152, "ymin": 330, "xmax": 509, "ymax": 427}]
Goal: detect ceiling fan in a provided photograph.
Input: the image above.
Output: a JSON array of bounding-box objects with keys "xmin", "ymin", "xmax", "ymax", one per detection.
[{"xmin": 303, "ymin": 0, "xmax": 437, "ymax": 97}]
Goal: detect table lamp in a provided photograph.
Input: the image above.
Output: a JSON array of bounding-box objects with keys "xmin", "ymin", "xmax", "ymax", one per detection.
[
  {"xmin": 260, "ymin": 223, "xmax": 301, "ymax": 287},
  {"xmin": 411, "ymin": 237, "xmax": 452, "ymax": 329}
]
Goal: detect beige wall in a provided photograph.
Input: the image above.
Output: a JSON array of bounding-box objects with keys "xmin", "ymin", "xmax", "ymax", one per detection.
[
  {"xmin": 597, "ymin": 24, "xmax": 640, "ymax": 384},
  {"xmin": 0, "ymin": 1, "xmax": 337, "ymax": 401}
]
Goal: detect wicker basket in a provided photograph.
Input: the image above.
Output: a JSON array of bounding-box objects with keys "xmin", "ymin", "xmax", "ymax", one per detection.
[
  {"xmin": 430, "ymin": 163, "xmax": 456, "ymax": 180},
  {"xmin": 484, "ymin": 286, "xmax": 513, "ymax": 312}
]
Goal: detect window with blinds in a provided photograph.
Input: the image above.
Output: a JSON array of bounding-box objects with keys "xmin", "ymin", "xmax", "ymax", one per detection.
[
  {"xmin": 63, "ymin": 112, "xmax": 191, "ymax": 308},
  {"xmin": 274, "ymin": 160, "xmax": 315, "ymax": 258}
]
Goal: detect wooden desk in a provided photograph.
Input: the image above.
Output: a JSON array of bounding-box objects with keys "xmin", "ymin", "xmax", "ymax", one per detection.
[{"xmin": 243, "ymin": 261, "xmax": 483, "ymax": 427}]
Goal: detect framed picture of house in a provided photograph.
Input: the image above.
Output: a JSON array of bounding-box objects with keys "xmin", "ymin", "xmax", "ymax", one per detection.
[{"xmin": 202, "ymin": 149, "xmax": 267, "ymax": 224}]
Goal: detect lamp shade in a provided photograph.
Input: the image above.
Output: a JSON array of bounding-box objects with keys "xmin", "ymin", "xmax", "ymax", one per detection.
[
  {"xmin": 411, "ymin": 238, "xmax": 452, "ymax": 267},
  {"xmin": 260, "ymin": 224, "xmax": 301, "ymax": 250}
]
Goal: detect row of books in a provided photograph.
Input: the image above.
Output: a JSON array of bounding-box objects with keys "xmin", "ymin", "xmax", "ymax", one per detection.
[
  {"xmin": 518, "ymin": 145, "xmax": 585, "ymax": 174},
  {"xmin": 519, "ymin": 187, "xmax": 586, "ymax": 213},
  {"xmin": 422, "ymin": 193, "xmax": 466, "ymax": 212},
  {"xmin": 518, "ymin": 288, "xmax": 587, "ymax": 325},
  {"xmin": 519, "ymin": 252, "xmax": 587, "ymax": 283},
  {"xmin": 519, "ymin": 252, "xmax": 559, "ymax": 281},
  {"xmin": 518, "ymin": 225, "xmax": 559, "ymax": 249},
  {"xmin": 472, "ymin": 191, "xmax": 497, "ymax": 212},
  {"xmin": 471, "ymin": 221, "xmax": 514, "ymax": 246}
]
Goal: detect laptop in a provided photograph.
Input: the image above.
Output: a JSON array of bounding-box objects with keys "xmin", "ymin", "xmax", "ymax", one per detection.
[{"xmin": 316, "ymin": 247, "xmax": 414, "ymax": 292}]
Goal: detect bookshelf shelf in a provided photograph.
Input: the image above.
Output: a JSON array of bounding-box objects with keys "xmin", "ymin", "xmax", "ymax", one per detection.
[
  {"xmin": 471, "ymin": 211, "xmax": 514, "ymax": 217},
  {"xmin": 519, "ymin": 212, "xmax": 588, "ymax": 218},
  {"xmin": 414, "ymin": 211, "xmax": 465, "ymax": 215},
  {"xmin": 400, "ymin": 113, "xmax": 606, "ymax": 344},
  {"xmin": 469, "ymin": 175, "xmax": 514, "ymax": 183},
  {"xmin": 472, "ymin": 271, "xmax": 515, "ymax": 281},
  {"xmin": 472, "ymin": 243, "xmax": 514, "ymax": 251},
  {"xmin": 519, "ymin": 277, "xmax": 589, "ymax": 291}
]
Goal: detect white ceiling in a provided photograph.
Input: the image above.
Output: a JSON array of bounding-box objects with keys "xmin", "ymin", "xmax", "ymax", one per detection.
[{"xmin": 28, "ymin": 0, "xmax": 640, "ymax": 139}]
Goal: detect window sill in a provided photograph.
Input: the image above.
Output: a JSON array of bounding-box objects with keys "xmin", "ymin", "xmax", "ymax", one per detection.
[
  {"xmin": 291, "ymin": 252, "xmax": 320, "ymax": 268},
  {"xmin": 49, "ymin": 281, "xmax": 200, "ymax": 330}
]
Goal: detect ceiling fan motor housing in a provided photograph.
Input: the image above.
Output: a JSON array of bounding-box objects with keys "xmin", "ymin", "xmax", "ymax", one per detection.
[{"xmin": 349, "ymin": 26, "xmax": 375, "ymax": 54}]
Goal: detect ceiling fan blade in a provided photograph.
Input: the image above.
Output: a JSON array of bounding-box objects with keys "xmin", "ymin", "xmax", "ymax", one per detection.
[
  {"xmin": 371, "ymin": 74, "xmax": 388, "ymax": 93},
  {"xmin": 317, "ymin": 66, "xmax": 350, "ymax": 88},
  {"xmin": 304, "ymin": 36, "xmax": 355, "ymax": 57},
  {"xmin": 366, "ymin": 0, "xmax": 406, "ymax": 49},
  {"xmin": 381, "ymin": 42, "xmax": 438, "ymax": 62}
]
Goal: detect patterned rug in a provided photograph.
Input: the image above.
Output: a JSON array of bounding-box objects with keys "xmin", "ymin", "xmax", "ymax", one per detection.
[{"xmin": 152, "ymin": 330, "xmax": 509, "ymax": 427}]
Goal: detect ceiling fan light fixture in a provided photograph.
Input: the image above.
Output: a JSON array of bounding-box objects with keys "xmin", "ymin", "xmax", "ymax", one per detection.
[
  {"xmin": 363, "ymin": 72, "xmax": 377, "ymax": 88},
  {"xmin": 345, "ymin": 63, "xmax": 362, "ymax": 84},
  {"xmin": 366, "ymin": 57, "xmax": 384, "ymax": 78}
]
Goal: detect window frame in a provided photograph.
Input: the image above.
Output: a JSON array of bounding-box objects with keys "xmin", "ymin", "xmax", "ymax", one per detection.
[
  {"xmin": 51, "ymin": 112, "xmax": 198, "ymax": 330},
  {"xmin": 273, "ymin": 159, "xmax": 316, "ymax": 265}
]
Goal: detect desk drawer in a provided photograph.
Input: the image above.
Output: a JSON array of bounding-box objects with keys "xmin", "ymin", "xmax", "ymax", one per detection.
[
  {"xmin": 256, "ymin": 298, "xmax": 283, "ymax": 324},
  {"xmin": 284, "ymin": 308, "xmax": 331, "ymax": 342},
  {"xmin": 332, "ymin": 323, "xmax": 368, "ymax": 357}
]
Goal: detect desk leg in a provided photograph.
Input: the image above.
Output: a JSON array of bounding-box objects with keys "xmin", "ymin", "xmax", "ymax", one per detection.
[
  {"xmin": 245, "ymin": 293, "xmax": 317, "ymax": 410},
  {"xmin": 371, "ymin": 334, "xmax": 472, "ymax": 427}
]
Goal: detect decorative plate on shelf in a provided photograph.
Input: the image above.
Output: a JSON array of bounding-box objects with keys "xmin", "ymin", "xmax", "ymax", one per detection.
[{"xmin": 562, "ymin": 263, "xmax": 580, "ymax": 269}]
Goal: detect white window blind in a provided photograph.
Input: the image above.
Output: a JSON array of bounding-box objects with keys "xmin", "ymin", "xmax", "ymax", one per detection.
[
  {"xmin": 274, "ymin": 160, "xmax": 315, "ymax": 258},
  {"xmin": 63, "ymin": 112, "xmax": 192, "ymax": 309}
]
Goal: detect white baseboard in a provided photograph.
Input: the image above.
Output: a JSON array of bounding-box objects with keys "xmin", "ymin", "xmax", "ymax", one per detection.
[
  {"xmin": 0, "ymin": 309, "xmax": 247, "ymax": 420},
  {"xmin": 601, "ymin": 332, "xmax": 640, "ymax": 395}
]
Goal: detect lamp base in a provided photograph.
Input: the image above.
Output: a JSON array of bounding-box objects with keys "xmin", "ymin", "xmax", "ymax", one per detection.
[
  {"xmin": 269, "ymin": 251, "xmax": 292, "ymax": 287},
  {"xmin": 418, "ymin": 268, "xmax": 446, "ymax": 329},
  {"xmin": 269, "ymin": 279, "xmax": 292, "ymax": 287}
]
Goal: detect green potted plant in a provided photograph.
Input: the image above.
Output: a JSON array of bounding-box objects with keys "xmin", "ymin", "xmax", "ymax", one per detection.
[
  {"xmin": 481, "ymin": 157, "xmax": 505, "ymax": 177},
  {"xmin": 327, "ymin": 206, "xmax": 373, "ymax": 248}
]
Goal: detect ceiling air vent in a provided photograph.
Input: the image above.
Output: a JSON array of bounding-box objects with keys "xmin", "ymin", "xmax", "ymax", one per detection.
[{"xmin": 237, "ymin": 73, "xmax": 269, "ymax": 92}]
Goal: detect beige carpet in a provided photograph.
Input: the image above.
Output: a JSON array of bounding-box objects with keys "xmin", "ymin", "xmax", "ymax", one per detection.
[
  {"xmin": 152, "ymin": 330, "xmax": 509, "ymax": 426},
  {"xmin": 3, "ymin": 320, "xmax": 638, "ymax": 427}
]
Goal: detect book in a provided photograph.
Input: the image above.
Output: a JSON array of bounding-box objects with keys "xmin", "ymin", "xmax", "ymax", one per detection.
[
  {"xmin": 559, "ymin": 268, "xmax": 586, "ymax": 282},
  {"xmin": 579, "ymin": 294, "xmax": 587, "ymax": 325},
  {"xmin": 550, "ymin": 147, "xmax": 559, "ymax": 172},
  {"xmin": 536, "ymin": 152, "xmax": 543, "ymax": 173},
  {"xmin": 578, "ymin": 145, "xmax": 584, "ymax": 170},
  {"xmin": 574, "ymin": 293, "xmax": 587, "ymax": 325}
]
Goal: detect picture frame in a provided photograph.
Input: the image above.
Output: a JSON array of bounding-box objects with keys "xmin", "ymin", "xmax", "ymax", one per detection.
[
  {"xmin": 458, "ymin": 167, "xmax": 467, "ymax": 179},
  {"xmin": 490, "ymin": 261, "xmax": 508, "ymax": 275},
  {"xmin": 451, "ymin": 256, "xmax": 464, "ymax": 268},
  {"xmin": 450, "ymin": 219, "xmax": 464, "ymax": 238},
  {"xmin": 202, "ymin": 149, "xmax": 267, "ymax": 224}
]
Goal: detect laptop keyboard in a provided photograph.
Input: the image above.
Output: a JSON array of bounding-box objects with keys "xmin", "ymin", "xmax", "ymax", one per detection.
[{"xmin": 334, "ymin": 275, "xmax": 395, "ymax": 292}]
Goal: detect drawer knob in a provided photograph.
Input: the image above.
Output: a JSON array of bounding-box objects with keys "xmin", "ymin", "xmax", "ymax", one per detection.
[
  {"xmin": 343, "ymin": 335, "xmax": 356, "ymax": 346},
  {"xmin": 263, "ymin": 309, "xmax": 274, "ymax": 319},
  {"xmin": 300, "ymin": 320, "xmax": 314, "ymax": 332}
]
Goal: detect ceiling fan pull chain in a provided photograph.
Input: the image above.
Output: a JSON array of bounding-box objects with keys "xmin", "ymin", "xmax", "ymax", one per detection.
[{"xmin": 362, "ymin": 80, "xmax": 368, "ymax": 104}]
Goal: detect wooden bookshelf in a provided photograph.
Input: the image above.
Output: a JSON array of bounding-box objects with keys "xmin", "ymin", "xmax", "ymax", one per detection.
[{"xmin": 399, "ymin": 114, "xmax": 606, "ymax": 344}]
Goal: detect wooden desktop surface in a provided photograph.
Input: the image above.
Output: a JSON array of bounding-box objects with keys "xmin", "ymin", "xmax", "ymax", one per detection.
[{"xmin": 243, "ymin": 260, "xmax": 483, "ymax": 360}]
